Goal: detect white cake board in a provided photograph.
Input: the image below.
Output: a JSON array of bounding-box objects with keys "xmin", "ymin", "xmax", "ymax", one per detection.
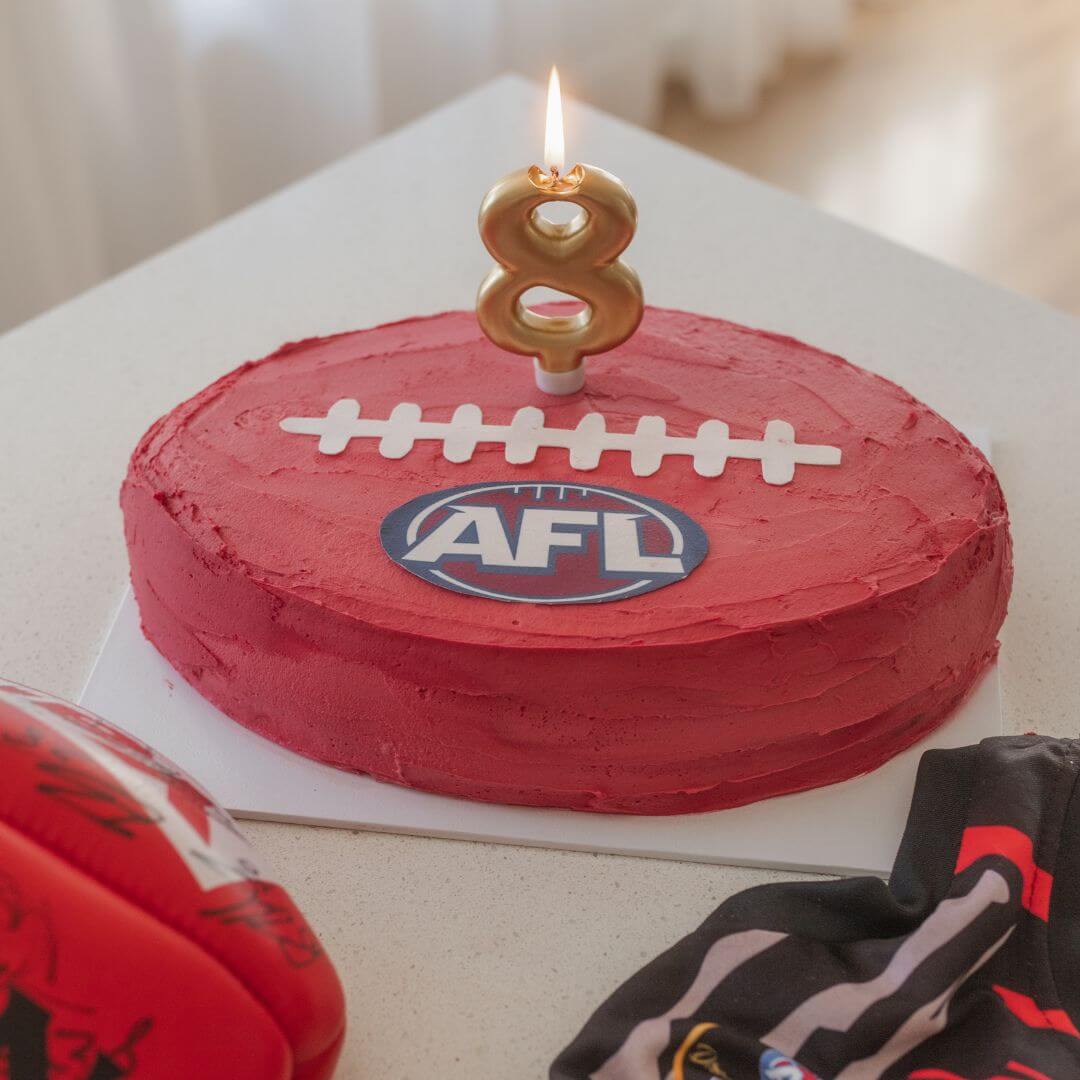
[
  {"xmin": 81, "ymin": 434, "xmax": 1000, "ymax": 878},
  {"xmin": 80, "ymin": 593, "xmax": 1000, "ymax": 877}
]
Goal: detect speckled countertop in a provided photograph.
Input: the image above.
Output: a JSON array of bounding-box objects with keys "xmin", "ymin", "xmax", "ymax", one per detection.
[{"xmin": 1, "ymin": 78, "xmax": 1077, "ymax": 1078}]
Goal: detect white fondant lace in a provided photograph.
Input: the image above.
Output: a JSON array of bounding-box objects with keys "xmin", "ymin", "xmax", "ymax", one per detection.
[{"xmin": 279, "ymin": 399, "xmax": 842, "ymax": 483}]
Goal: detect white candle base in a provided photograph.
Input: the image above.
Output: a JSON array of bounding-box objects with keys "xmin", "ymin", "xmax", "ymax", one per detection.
[{"xmin": 534, "ymin": 359, "xmax": 585, "ymax": 395}]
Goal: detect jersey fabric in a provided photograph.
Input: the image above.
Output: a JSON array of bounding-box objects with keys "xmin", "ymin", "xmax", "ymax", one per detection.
[{"xmin": 552, "ymin": 736, "xmax": 1080, "ymax": 1080}]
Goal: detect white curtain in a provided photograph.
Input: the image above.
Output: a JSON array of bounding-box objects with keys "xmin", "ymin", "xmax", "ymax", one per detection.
[{"xmin": 0, "ymin": 0, "xmax": 856, "ymax": 332}]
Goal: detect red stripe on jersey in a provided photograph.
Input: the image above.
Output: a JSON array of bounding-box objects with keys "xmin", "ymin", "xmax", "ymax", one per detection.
[
  {"xmin": 993, "ymin": 984, "xmax": 1080, "ymax": 1038},
  {"xmin": 1005, "ymin": 1062, "xmax": 1053, "ymax": 1080},
  {"xmin": 954, "ymin": 826, "xmax": 1053, "ymax": 921},
  {"xmin": 1028, "ymin": 869, "xmax": 1053, "ymax": 923},
  {"xmin": 909, "ymin": 1064, "xmax": 1050, "ymax": 1080}
]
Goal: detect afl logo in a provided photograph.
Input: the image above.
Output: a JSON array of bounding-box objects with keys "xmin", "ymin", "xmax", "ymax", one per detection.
[{"xmin": 381, "ymin": 482, "xmax": 708, "ymax": 605}]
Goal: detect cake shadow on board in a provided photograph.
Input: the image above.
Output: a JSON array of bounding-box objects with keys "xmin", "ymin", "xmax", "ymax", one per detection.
[{"xmin": 81, "ymin": 594, "xmax": 1002, "ymax": 877}]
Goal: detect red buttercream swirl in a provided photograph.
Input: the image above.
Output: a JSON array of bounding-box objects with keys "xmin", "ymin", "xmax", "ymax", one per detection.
[{"xmin": 121, "ymin": 307, "xmax": 1011, "ymax": 813}]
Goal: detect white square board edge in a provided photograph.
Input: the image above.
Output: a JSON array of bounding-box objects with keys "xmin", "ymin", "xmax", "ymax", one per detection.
[{"xmin": 80, "ymin": 433, "xmax": 1000, "ymax": 878}]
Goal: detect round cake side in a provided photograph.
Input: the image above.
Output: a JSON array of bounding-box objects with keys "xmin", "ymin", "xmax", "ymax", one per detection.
[{"xmin": 121, "ymin": 307, "xmax": 1012, "ymax": 814}]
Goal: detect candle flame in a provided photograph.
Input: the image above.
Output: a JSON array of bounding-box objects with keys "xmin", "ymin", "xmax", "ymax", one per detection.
[{"xmin": 544, "ymin": 66, "xmax": 565, "ymax": 176}]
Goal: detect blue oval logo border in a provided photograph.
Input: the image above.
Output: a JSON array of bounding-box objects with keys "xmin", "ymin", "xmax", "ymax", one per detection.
[{"xmin": 380, "ymin": 481, "xmax": 708, "ymax": 605}]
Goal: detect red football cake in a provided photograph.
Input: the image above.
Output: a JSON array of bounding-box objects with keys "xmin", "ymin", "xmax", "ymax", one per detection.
[{"xmin": 121, "ymin": 306, "xmax": 1011, "ymax": 814}]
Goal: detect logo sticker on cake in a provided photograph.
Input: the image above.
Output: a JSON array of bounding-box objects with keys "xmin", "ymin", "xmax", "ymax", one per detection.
[{"xmin": 381, "ymin": 482, "xmax": 707, "ymax": 604}]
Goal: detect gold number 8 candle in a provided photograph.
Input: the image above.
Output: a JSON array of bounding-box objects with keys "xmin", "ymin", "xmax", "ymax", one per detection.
[{"xmin": 477, "ymin": 68, "xmax": 644, "ymax": 395}]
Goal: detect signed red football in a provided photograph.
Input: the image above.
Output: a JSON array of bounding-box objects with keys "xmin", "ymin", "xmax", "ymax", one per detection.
[
  {"xmin": 0, "ymin": 679, "xmax": 345, "ymax": 1079},
  {"xmin": 122, "ymin": 306, "xmax": 1011, "ymax": 813}
]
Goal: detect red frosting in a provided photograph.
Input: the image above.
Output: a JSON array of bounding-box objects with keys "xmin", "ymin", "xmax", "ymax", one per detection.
[{"xmin": 121, "ymin": 307, "xmax": 1011, "ymax": 814}]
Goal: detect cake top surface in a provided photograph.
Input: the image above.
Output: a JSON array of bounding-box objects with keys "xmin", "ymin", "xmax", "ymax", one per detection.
[{"xmin": 126, "ymin": 306, "xmax": 1006, "ymax": 648}]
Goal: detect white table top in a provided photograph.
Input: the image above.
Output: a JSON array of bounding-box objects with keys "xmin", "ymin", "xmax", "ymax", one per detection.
[{"xmin": 2, "ymin": 76, "xmax": 1078, "ymax": 1078}]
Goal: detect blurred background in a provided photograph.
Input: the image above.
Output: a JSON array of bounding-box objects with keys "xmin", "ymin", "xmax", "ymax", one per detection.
[{"xmin": 2, "ymin": 0, "xmax": 1079, "ymax": 334}]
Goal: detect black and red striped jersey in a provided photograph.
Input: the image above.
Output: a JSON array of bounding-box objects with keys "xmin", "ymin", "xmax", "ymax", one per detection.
[{"xmin": 552, "ymin": 737, "xmax": 1080, "ymax": 1080}]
